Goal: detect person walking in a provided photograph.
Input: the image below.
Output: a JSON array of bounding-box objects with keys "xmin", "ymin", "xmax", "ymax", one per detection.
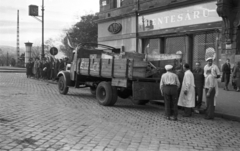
[
  {"xmin": 160, "ymin": 65, "xmax": 180, "ymax": 121},
  {"xmin": 232, "ymin": 61, "xmax": 240, "ymax": 92},
  {"xmin": 221, "ymin": 58, "xmax": 231, "ymax": 91},
  {"xmin": 178, "ymin": 63, "xmax": 195, "ymax": 117},
  {"xmin": 204, "ymin": 69, "xmax": 216, "ymax": 120},
  {"xmin": 193, "ymin": 62, "xmax": 204, "ymax": 111}
]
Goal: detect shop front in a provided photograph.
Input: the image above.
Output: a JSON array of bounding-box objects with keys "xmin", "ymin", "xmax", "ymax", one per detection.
[{"xmin": 138, "ymin": 0, "xmax": 222, "ymax": 69}]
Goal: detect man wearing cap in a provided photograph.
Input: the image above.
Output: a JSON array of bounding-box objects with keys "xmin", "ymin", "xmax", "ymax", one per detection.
[
  {"xmin": 204, "ymin": 57, "xmax": 220, "ymax": 108},
  {"xmin": 178, "ymin": 63, "xmax": 195, "ymax": 117},
  {"xmin": 160, "ymin": 65, "xmax": 180, "ymax": 120},
  {"xmin": 221, "ymin": 58, "xmax": 231, "ymax": 91}
]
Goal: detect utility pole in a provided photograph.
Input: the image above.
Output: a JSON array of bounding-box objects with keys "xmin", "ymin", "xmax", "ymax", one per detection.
[
  {"xmin": 16, "ymin": 10, "xmax": 20, "ymax": 64},
  {"xmin": 7, "ymin": 52, "xmax": 9, "ymax": 66},
  {"xmin": 41, "ymin": 0, "xmax": 44, "ymax": 59},
  {"xmin": 29, "ymin": 0, "xmax": 44, "ymax": 59}
]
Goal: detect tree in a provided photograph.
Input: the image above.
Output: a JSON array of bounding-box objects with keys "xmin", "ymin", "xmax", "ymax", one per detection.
[
  {"xmin": 10, "ymin": 58, "xmax": 16, "ymax": 67},
  {"xmin": 61, "ymin": 14, "xmax": 99, "ymax": 59}
]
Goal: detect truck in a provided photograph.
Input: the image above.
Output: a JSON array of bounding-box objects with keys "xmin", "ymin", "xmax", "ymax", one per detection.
[{"xmin": 57, "ymin": 43, "xmax": 182, "ymax": 106}]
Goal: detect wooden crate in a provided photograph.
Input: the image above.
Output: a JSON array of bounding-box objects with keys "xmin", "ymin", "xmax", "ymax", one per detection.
[
  {"xmin": 101, "ymin": 59, "xmax": 113, "ymax": 78},
  {"xmin": 113, "ymin": 59, "xmax": 128, "ymax": 78},
  {"xmin": 89, "ymin": 58, "xmax": 101, "ymax": 77},
  {"xmin": 128, "ymin": 60, "xmax": 147, "ymax": 79}
]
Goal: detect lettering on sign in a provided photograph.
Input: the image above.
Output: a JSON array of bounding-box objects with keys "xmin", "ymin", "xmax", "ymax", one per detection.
[
  {"xmin": 90, "ymin": 62, "xmax": 99, "ymax": 71},
  {"xmin": 138, "ymin": 1, "xmax": 222, "ymax": 32},
  {"xmin": 80, "ymin": 61, "xmax": 99, "ymax": 71},
  {"xmin": 80, "ymin": 61, "xmax": 89, "ymax": 70}
]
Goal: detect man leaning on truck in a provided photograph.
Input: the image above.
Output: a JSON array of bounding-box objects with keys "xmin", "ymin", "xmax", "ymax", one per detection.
[{"xmin": 160, "ymin": 65, "xmax": 180, "ymax": 121}]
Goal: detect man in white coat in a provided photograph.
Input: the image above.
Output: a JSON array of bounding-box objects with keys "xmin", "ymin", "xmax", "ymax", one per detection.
[{"xmin": 178, "ymin": 63, "xmax": 195, "ymax": 117}]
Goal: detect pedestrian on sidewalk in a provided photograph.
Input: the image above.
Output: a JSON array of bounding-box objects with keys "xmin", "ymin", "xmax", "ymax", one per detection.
[
  {"xmin": 204, "ymin": 57, "xmax": 220, "ymax": 108},
  {"xmin": 160, "ymin": 65, "xmax": 180, "ymax": 121},
  {"xmin": 178, "ymin": 63, "xmax": 195, "ymax": 117},
  {"xmin": 204, "ymin": 69, "xmax": 216, "ymax": 120},
  {"xmin": 221, "ymin": 58, "xmax": 231, "ymax": 91},
  {"xmin": 193, "ymin": 62, "xmax": 204, "ymax": 111},
  {"xmin": 232, "ymin": 61, "xmax": 240, "ymax": 92}
]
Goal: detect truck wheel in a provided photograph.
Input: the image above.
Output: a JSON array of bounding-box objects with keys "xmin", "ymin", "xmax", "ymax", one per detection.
[
  {"xmin": 58, "ymin": 76, "xmax": 69, "ymax": 95},
  {"xmin": 136, "ymin": 100, "xmax": 149, "ymax": 105},
  {"xmin": 96, "ymin": 82, "xmax": 118, "ymax": 106},
  {"xmin": 90, "ymin": 86, "xmax": 96, "ymax": 96},
  {"xmin": 109, "ymin": 86, "xmax": 118, "ymax": 106}
]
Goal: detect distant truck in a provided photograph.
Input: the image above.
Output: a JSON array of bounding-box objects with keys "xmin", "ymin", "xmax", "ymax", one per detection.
[{"xmin": 57, "ymin": 43, "xmax": 181, "ymax": 106}]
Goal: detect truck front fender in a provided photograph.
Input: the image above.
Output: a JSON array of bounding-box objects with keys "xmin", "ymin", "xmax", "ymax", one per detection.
[{"xmin": 57, "ymin": 71, "xmax": 71, "ymax": 86}]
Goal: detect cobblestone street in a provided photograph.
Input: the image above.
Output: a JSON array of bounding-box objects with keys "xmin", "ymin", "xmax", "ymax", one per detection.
[{"xmin": 0, "ymin": 73, "xmax": 240, "ymax": 151}]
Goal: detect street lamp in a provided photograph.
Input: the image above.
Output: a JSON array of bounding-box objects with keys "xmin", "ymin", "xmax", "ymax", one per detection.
[{"xmin": 29, "ymin": 0, "xmax": 44, "ymax": 59}]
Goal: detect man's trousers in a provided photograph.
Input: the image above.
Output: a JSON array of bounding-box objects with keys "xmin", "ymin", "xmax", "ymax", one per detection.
[{"xmin": 163, "ymin": 85, "xmax": 178, "ymax": 118}]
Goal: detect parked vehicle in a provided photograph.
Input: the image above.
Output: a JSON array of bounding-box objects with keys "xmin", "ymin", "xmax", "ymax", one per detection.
[{"xmin": 57, "ymin": 43, "xmax": 181, "ymax": 106}]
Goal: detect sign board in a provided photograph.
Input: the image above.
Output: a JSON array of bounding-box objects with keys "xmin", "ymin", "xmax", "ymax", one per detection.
[
  {"xmin": 29, "ymin": 5, "xmax": 38, "ymax": 16},
  {"xmin": 108, "ymin": 23, "xmax": 122, "ymax": 34},
  {"xmin": 50, "ymin": 47, "xmax": 58, "ymax": 56},
  {"xmin": 146, "ymin": 54, "xmax": 182, "ymax": 61},
  {"xmin": 138, "ymin": 1, "xmax": 222, "ymax": 32}
]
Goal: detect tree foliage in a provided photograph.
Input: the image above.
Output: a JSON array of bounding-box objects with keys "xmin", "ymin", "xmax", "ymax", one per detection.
[{"xmin": 60, "ymin": 14, "xmax": 99, "ymax": 59}]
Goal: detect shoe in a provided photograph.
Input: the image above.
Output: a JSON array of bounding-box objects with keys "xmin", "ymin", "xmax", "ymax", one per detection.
[
  {"xmin": 194, "ymin": 109, "xmax": 200, "ymax": 114},
  {"xmin": 172, "ymin": 117, "xmax": 178, "ymax": 121},
  {"xmin": 165, "ymin": 117, "xmax": 170, "ymax": 120},
  {"xmin": 204, "ymin": 117, "xmax": 214, "ymax": 120},
  {"xmin": 182, "ymin": 114, "xmax": 191, "ymax": 117}
]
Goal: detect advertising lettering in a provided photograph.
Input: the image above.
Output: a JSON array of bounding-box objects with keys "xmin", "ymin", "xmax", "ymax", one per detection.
[{"xmin": 138, "ymin": 1, "xmax": 222, "ymax": 32}]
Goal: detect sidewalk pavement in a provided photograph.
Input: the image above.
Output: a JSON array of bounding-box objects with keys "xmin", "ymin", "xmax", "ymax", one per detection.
[{"xmin": 0, "ymin": 66, "xmax": 26, "ymax": 73}]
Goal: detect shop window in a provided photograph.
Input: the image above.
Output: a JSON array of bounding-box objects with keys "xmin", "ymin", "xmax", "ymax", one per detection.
[
  {"xmin": 143, "ymin": 39, "xmax": 160, "ymax": 55},
  {"xmin": 193, "ymin": 32, "xmax": 218, "ymax": 67},
  {"xmin": 165, "ymin": 36, "xmax": 187, "ymax": 69},
  {"xmin": 143, "ymin": 39, "xmax": 161, "ymax": 67}
]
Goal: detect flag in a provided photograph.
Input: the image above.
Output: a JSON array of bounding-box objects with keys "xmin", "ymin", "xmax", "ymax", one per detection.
[{"xmin": 66, "ymin": 33, "xmax": 75, "ymax": 49}]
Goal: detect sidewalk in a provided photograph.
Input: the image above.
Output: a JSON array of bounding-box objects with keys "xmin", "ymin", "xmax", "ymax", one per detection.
[
  {"xmin": 0, "ymin": 66, "xmax": 26, "ymax": 73},
  {"xmin": 213, "ymin": 83, "xmax": 240, "ymax": 121}
]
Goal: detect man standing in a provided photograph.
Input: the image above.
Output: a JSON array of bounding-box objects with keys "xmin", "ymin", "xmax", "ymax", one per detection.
[
  {"xmin": 193, "ymin": 62, "xmax": 204, "ymax": 110},
  {"xmin": 204, "ymin": 58, "xmax": 220, "ymax": 107},
  {"xmin": 178, "ymin": 63, "xmax": 195, "ymax": 117},
  {"xmin": 221, "ymin": 58, "xmax": 231, "ymax": 91},
  {"xmin": 160, "ymin": 65, "xmax": 180, "ymax": 121},
  {"xmin": 204, "ymin": 69, "xmax": 216, "ymax": 120}
]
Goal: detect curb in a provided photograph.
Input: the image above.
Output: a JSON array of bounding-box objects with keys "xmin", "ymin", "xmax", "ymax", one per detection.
[
  {"xmin": 0, "ymin": 70, "xmax": 26, "ymax": 73},
  {"xmin": 215, "ymin": 112, "xmax": 240, "ymax": 122}
]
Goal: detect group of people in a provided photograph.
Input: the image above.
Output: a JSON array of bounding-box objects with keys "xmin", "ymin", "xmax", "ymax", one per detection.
[
  {"xmin": 160, "ymin": 57, "xmax": 225, "ymax": 121},
  {"xmin": 221, "ymin": 59, "xmax": 240, "ymax": 91},
  {"xmin": 26, "ymin": 56, "xmax": 68, "ymax": 80}
]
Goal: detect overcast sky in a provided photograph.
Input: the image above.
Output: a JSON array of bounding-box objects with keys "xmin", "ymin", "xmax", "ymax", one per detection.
[{"xmin": 0, "ymin": 0, "xmax": 99, "ymax": 47}]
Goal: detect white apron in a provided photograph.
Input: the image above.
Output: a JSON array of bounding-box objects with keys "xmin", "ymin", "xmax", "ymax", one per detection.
[{"xmin": 178, "ymin": 70, "xmax": 195, "ymax": 108}]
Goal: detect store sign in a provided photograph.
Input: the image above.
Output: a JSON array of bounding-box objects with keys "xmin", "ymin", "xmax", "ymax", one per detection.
[
  {"xmin": 138, "ymin": 1, "xmax": 222, "ymax": 32},
  {"xmin": 108, "ymin": 23, "xmax": 122, "ymax": 34}
]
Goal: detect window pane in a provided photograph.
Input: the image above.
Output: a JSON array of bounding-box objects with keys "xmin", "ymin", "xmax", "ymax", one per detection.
[{"xmin": 193, "ymin": 33, "xmax": 217, "ymax": 67}]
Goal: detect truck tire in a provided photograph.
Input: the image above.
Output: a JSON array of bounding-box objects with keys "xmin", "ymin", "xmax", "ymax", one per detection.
[
  {"xmin": 96, "ymin": 82, "xmax": 118, "ymax": 106},
  {"xmin": 90, "ymin": 86, "xmax": 96, "ymax": 96},
  {"xmin": 58, "ymin": 76, "xmax": 69, "ymax": 95},
  {"xmin": 109, "ymin": 86, "xmax": 118, "ymax": 106}
]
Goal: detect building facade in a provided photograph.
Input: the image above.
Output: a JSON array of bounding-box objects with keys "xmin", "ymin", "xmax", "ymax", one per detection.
[{"xmin": 97, "ymin": 0, "xmax": 240, "ymax": 68}]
